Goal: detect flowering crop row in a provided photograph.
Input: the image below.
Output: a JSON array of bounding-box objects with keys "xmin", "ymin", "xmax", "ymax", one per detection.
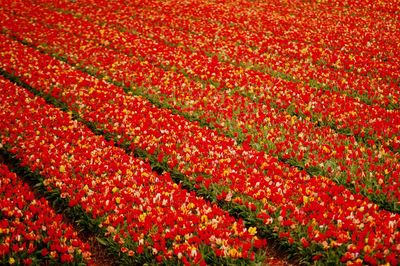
[
  {"xmin": 17, "ymin": 0, "xmax": 400, "ymax": 145},
  {"xmin": 0, "ymin": 164, "xmax": 94, "ymax": 265},
  {"xmin": 134, "ymin": 0, "xmax": 400, "ymax": 81},
  {"xmin": 0, "ymin": 76, "xmax": 269, "ymax": 264},
  {"xmin": 0, "ymin": 35, "xmax": 399, "ymax": 265},
  {"xmin": 1, "ymin": 9, "xmax": 399, "ymax": 211},
  {"xmin": 117, "ymin": 0, "xmax": 400, "ymax": 78},
  {"xmin": 33, "ymin": 0, "xmax": 400, "ymax": 109}
]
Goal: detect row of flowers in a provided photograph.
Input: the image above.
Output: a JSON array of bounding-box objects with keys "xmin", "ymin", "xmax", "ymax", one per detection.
[
  {"xmin": 125, "ymin": 0, "xmax": 400, "ymax": 80},
  {"xmin": 33, "ymin": 0, "xmax": 400, "ymax": 109},
  {"xmin": 0, "ymin": 34, "xmax": 399, "ymax": 264},
  {"xmin": 1, "ymin": 10, "xmax": 399, "ymax": 211},
  {"xmin": 20, "ymin": 0, "xmax": 400, "ymax": 145},
  {"xmin": 0, "ymin": 164, "xmax": 94, "ymax": 265},
  {"xmin": 0, "ymin": 76, "xmax": 266, "ymax": 265},
  {"xmin": 153, "ymin": 0, "xmax": 400, "ymax": 82}
]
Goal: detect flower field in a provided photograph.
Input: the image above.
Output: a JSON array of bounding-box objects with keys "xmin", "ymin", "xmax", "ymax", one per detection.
[{"xmin": 0, "ymin": 0, "xmax": 399, "ymax": 265}]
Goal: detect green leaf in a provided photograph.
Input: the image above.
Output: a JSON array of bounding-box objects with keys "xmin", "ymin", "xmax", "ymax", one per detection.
[{"xmin": 96, "ymin": 237, "xmax": 108, "ymax": 246}]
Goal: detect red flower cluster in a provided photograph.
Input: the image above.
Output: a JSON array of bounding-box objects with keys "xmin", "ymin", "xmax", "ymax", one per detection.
[
  {"xmin": 0, "ymin": 33, "xmax": 399, "ymax": 264},
  {"xmin": 0, "ymin": 9, "xmax": 399, "ymax": 209},
  {"xmin": 0, "ymin": 76, "xmax": 265, "ymax": 264},
  {"xmin": 0, "ymin": 0, "xmax": 399, "ymax": 264},
  {"xmin": 0, "ymin": 164, "xmax": 94, "ymax": 265},
  {"xmin": 38, "ymin": 0, "xmax": 399, "ymax": 109},
  {"xmin": 32, "ymin": 0, "xmax": 400, "ymax": 110},
  {"xmin": 2, "ymin": 0, "xmax": 399, "ymax": 147}
]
